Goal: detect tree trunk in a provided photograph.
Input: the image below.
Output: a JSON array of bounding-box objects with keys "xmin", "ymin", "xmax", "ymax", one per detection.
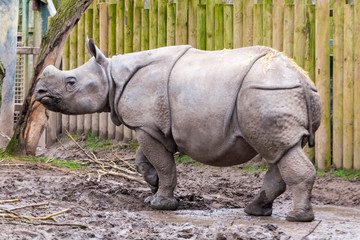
[
  {"xmin": 0, "ymin": 60, "xmax": 5, "ymax": 109},
  {"xmin": 6, "ymin": 0, "xmax": 94, "ymax": 155}
]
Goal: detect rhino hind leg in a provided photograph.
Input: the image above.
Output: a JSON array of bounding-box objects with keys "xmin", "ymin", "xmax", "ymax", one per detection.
[
  {"xmin": 136, "ymin": 130, "xmax": 178, "ymax": 210},
  {"xmin": 244, "ymin": 164, "xmax": 286, "ymax": 216},
  {"xmin": 135, "ymin": 147, "xmax": 159, "ymax": 194},
  {"xmin": 277, "ymin": 142, "xmax": 316, "ymax": 222}
]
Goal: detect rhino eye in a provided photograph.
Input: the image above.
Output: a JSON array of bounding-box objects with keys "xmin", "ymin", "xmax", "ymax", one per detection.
[{"xmin": 66, "ymin": 78, "xmax": 77, "ymax": 91}]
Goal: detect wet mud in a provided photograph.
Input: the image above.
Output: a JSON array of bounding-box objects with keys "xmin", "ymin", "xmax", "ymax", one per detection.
[{"xmin": 0, "ymin": 152, "xmax": 360, "ymax": 239}]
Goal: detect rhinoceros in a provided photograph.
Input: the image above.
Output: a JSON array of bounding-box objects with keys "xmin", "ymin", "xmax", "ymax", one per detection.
[{"xmin": 35, "ymin": 38, "xmax": 321, "ymax": 222}]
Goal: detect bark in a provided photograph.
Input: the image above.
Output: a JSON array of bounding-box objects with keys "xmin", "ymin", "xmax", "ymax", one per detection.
[
  {"xmin": 6, "ymin": 0, "xmax": 94, "ymax": 155},
  {"xmin": 0, "ymin": 60, "xmax": 4, "ymax": 109}
]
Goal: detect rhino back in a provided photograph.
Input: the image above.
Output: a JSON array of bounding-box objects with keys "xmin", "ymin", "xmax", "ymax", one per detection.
[{"xmin": 169, "ymin": 47, "xmax": 271, "ymax": 165}]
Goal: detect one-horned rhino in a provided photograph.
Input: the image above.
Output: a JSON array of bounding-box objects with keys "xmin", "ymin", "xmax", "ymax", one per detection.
[{"xmin": 35, "ymin": 39, "xmax": 321, "ymax": 222}]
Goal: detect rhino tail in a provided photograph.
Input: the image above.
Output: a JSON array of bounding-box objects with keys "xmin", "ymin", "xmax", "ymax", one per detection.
[{"xmin": 298, "ymin": 73, "xmax": 315, "ymax": 148}]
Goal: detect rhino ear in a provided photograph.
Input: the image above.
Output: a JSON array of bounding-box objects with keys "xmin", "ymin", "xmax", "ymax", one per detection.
[{"xmin": 86, "ymin": 37, "xmax": 107, "ymax": 65}]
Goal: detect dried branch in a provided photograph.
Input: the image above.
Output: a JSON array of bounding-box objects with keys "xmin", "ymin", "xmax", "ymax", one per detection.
[
  {"xmin": 97, "ymin": 170, "xmax": 146, "ymax": 185},
  {"xmin": 25, "ymin": 208, "xmax": 71, "ymax": 223},
  {"xmin": 7, "ymin": 202, "xmax": 49, "ymax": 211},
  {"xmin": 302, "ymin": 220, "xmax": 322, "ymax": 239},
  {"xmin": 0, "ymin": 198, "xmax": 21, "ymax": 204}
]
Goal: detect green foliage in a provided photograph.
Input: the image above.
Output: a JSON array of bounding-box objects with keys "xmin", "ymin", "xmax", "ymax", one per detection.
[
  {"xmin": 317, "ymin": 169, "xmax": 360, "ymax": 180},
  {"xmin": 238, "ymin": 165, "xmax": 268, "ymax": 172},
  {"xmin": 0, "ymin": 149, "xmax": 85, "ymax": 169},
  {"xmin": 83, "ymin": 132, "xmax": 111, "ymax": 150},
  {"xmin": 175, "ymin": 155, "xmax": 196, "ymax": 164}
]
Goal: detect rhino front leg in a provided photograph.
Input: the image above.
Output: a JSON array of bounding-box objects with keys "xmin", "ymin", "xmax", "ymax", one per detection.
[
  {"xmin": 135, "ymin": 147, "xmax": 159, "ymax": 194},
  {"xmin": 244, "ymin": 163, "xmax": 286, "ymax": 216},
  {"xmin": 136, "ymin": 130, "xmax": 178, "ymax": 210},
  {"xmin": 277, "ymin": 142, "xmax": 316, "ymax": 222}
]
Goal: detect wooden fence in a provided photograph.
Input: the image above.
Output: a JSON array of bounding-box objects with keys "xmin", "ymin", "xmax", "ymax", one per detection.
[{"xmin": 47, "ymin": 0, "xmax": 360, "ymax": 171}]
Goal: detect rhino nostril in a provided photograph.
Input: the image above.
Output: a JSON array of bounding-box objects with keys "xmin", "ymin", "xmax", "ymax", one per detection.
[{"xmin": 37, "ymin": 89, "xmax": 48, "ymax": 95}]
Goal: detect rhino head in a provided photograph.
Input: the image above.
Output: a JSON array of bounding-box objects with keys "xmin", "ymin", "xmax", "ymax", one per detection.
[{"xmin": 35, "ymin": 39, "xmax": 111, "ymax": 115}]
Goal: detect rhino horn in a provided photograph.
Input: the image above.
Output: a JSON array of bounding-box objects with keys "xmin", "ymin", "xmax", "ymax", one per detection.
[{"xmin": 86, "ymin": 37, "xmax": 107, "ymax": 66}]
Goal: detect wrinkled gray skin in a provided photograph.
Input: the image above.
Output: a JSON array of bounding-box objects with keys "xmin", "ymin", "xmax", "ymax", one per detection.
[{"xmin": 35, "ymin": 39, "xmax": 321, "ymax": 222}]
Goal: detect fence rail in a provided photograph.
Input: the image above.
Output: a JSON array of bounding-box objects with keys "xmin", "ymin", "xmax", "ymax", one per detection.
[{"xmin": 48, "ymin": 0, "xmax": 360, "ymax": 171}]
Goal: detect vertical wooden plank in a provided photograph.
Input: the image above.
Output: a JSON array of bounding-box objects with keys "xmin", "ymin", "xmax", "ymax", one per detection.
[
  {"xmin": 233, "ymin": 0, "xmax": 243, "ymax": 48},
  {"xmin": 99, "ymin": 2, "xmax": 109, "ymax": 139},
  {"xmin": 224, "ymin": 4, "xmax": 233, "ymax": 49},
  {"xmin": 188, "ymin": 0, "xmax": 198, "ymax": 47},
  {"xmin": 197, "ymin": 4, "xmax": 206, "ymax": 50},
  {"xmin": 61, "ymin": 38, "xmax": 70, "ymax": 133},
  {"xmin": 293, "ymin": 0, "xmax": 306, "ymax": 67},
  {"xmin": 167, "ymin": 2, "xmax": 176, "ymax": 46},
  {"xmin": 84, "ymin": 8, "xmax": 93, "ymax": 135},
  {"xmin": 206, "ymin": 0, "xmax": 216, "ymax": 50},
  {"xmin": 315, "ymin": 0, "xmax": 331, "ymax": 170},
  {"xmin": 107, "ymin": 3, "xmax": 117, "ymax": 140},
  {"xmin": 253, "ymin": 3, "xmax": 263, "ymax": 46},
  {"xmin": 77, "ymin": 16, "xmax": 85, "ymax": 135},
  {"xmin": 116, "ymin": 0, "xmax": 125, "ymax": 54},
  {"xmin": 158, "ymin": 0, "xmax": 167, "ymax": 47},
  {"xmin": 142, "ymin": 7, "xmax": 150, "ymax": 50},
  {"xmin": 343, "ymin": 3, "xmax": 354, "ymax": 170},
  {"xmin": 304, "ymin": 3, "xmax": 316, "ymax": 162},
  {"xmin": 133, "ymin": 0, "xmax": 143, "ymax": 52},
  {"xmin": 283, "ymin": 3, "xmax": 294, "ymax": 58},
  {"xmin": 243, "ymin": 0, "xmax": 254, "ymax": 47},
  {"xmin": 115, "ymin": 0, "xmax": 125, "ymax": 141},
  {"xmin": 332, "ymin": 0, "xmax": 345, "ymax": 169},
  {"xmin": 263, "ymin": 0, "xmax": 272, "ymax": 47},
  {"xmin": 150, "ymin": 0, "xmax": 158, "ymax": 48},
  {"xmin": 92, "ymin": 0, "xmax": 100, "ymax": 137},
  {"xmin": 215, "ymin": 4, "xmax": 224, "ymax": 50},
  {"xmin": 69, "ymin": 25, "xmax": 78, "ymax": 134},
  {"xmin": 176, "ymin": 0, "xmax": 188, "ymax": 45},
  {"xmin": 272, "ymin": 0, "xmax": 284, "ymax": 51},
  {"xmin": 354, "ymin": 0, "xmax": 360, "ymax": 170},
  {"xmin": 124, "ymin": 0, "xmax": 133, "ymax": 53},
  {"xmin": 123, "ymin": 0, "xmax": 134, "ymax": 142}
]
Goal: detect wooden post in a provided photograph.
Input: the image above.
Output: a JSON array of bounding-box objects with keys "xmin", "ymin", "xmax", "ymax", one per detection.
[
  {"xmin": 263, "ymin": 0, "xmax": 272, "ymax": 47},
  {"xmin": 167, "ymin": 2, "xmax": 176, "ymax": 46},
  {"xmin": 233, "ymin": 0, "xmax": 243, "ymax": 48},
  {"xmin": 283, "ymin": 2, "xmax": 294, "ymax": 58},
  {"xmin": 253, "ymin": 2, "xmax": 263, "ymax": 46},
  {"xmin": 158, "ymin": 0, "xmax": 167, "ymax": 47},
  {"xmin": 62, "ymin": 38, "xmax": 70, "ymax": 133},
  {"xmin": 116, "ymin": 0, "xmax": 125, "ymax": 141},
  {"xmin": 77, "ymin": 15, "xmax": 85, "ymax": 135},
  {"xmin": 206, "ymin": 0, "xmax": 216, "ymax": 50},
  {"xmin": 272, "ymin": 0, "xmax": 284, "ymax": 51},
  {"xmin": 142, "ymin": 5, "xmax": 150, "ymax": 50},
  {"xmin": 343, "ymin": 3, "xmax": 354, "ymax": 170},
  {"xmin": 293, "ymin": 0, "xmax": 306, "ymax": 67},
  {"xmin": 124, "ymin": 0, "xmax": 133, "ymax": 142},
  {"xmin": 197, "ymin": 4, "xmax": 206, "ymax": 50},
  {"xmin": 150, "ymin": 0, "xmax": 158, "ymax": 48},
  {"xmin": 354, "ymin": 0, "xmax": 360, "ymax": 170},
  {"xmin": 84, "ymin": 7, "xmax": 93, "ymax": 135},
  {"xmin": 69, "ymin": 25, "xmax": 78, "ymax": 134},
  {"xmin": 315, "ymin": 0, "xmax": 331, "ymax": 170},
  {"xmin": 176, "ymin": 0, "xmax": 188, "ymax": 45},
  {"xmin": 99, "ymin": 2, "xmax": 109, "ymax": 139},
  {"xmin": 92, "ymin": 0, "xmax": 100, "ymax": 136},
  {"xmin": 107, "ymin": 2, "xmax": 117, "ymax": 140},
  {"xmin": 243, "ymin": 0, "xmax": 254, "ymax": 47},
  {"xmin": 215, "ymin": 4, "xmax": 224, "ymax": 50},
  {"xmin": 134, "ymin": 0, "xmax": 143, "ymax": 51},
  {"xmin": 332, "ymin": 0, "xmax": 345, "ymax": 169},
  {"xmin": 188, "ymin": 0, "xmax": 198, "ymax": 47},
  {"xmin": 304, "ymin": 2, "xmax": 316, "ymax": 162},
  {"xmin": 224, "ymin": 4, "xmax": 233, "ymax": 49}
]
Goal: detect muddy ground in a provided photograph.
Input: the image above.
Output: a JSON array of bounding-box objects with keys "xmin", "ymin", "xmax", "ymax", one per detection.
[{"xmin": 0, "ymin": 140, "xmax": 360, "ymax": 240}]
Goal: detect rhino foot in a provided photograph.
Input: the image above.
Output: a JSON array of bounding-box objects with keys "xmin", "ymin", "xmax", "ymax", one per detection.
[
  {"xmin": 145, "ymin": 195, "xmax": 179, "ymax": 210},
  {"xmin": 286, "ymin": 208, "xmax": 314, "ymax": 222},
  {"xmin": 244, "ymin": 201, "xmax": 273, "ymax": 216}
]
